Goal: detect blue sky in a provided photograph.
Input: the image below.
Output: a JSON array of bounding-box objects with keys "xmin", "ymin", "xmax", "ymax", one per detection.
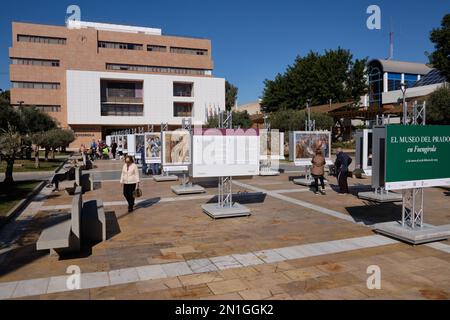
[{"xmin": 0, "ymin": 0, "xmax": 448, "ymax": 104}]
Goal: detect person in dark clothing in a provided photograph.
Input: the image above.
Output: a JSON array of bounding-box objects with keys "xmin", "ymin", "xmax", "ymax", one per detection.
[
  {"xmin": 46, "ymin": 165, "xmax": 76, "ymax": 192},
  {"xmin": 111, "ymin": 141, "xmax": 118, "ymax": 160},
  {"xmin": 334, "ymin": 147, "xmax": 352, "ymax": 194}
]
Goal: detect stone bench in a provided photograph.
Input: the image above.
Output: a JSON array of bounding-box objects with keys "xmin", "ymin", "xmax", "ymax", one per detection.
[
  {"xmin": 37, "ymin": 187, "xmax": 82, "ymax": 256},
  {"xmin": 37, "ymin": 187, "xmax": 107, "ymax": 256},
  {"xmin": 82, "ymin": 200, "xmax": 106, "ymax": 242}
]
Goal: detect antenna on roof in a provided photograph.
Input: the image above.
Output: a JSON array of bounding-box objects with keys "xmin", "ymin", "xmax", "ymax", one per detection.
[{"xmin": 388, "ymin": 17, "xmax": 394, "ymax": 60}]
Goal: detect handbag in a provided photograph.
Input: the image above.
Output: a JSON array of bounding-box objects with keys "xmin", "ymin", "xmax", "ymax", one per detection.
[{"xmin": 133, "ymin": 187, "xmax": 142, "ymax": 198}]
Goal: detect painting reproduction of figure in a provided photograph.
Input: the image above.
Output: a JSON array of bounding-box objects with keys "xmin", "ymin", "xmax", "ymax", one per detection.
[
  {"xmin": 145, "ymin": 133, "xmax": 161, "ymax": 163},
  {"xmin": 135, "ymin": 134, "xmax": 145, "ymax": 155},
  {"xmin": 123, "ymin": 136, "xmax": 128, "ymax": 150},
  {"xmin": 118, "ymin": 136, "xmax": 123, "ymax": 150},
  {"xmin": 163, "ymin": 131, "xmax": 191, "ymax": 165},
  {"xmin": 294, "ymin": 132, "xmax": 330, "ymax": 160}
]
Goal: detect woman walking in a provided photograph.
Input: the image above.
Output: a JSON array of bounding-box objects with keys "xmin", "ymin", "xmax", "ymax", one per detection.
[
  {"xmin": 311, "ymin": 148, "xmax": 326, "ymax": 195},
  {"xmin": 120, "ymin": 155, "xmax": 140, "ymax": 212}
]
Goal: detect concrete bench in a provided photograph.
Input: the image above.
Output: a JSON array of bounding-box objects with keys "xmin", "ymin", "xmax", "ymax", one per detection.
[
  {"xmin": 37, "ymin": 186, "xmax": 82, "ymax": 255},
  {"xmin": 82, "ymin": 200, "xmax": 106, "ymax": 242},
  {"xmin": 37, "ymin": 186, "xmax": 107, "ymax": 256}
]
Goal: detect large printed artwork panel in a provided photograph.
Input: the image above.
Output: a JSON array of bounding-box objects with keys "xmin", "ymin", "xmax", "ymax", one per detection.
[
  {"xmin": 135, "ymin": 134, "xmax": 145, "ymax": 159},
  {"xmin": 162, "ymin": 131, "xmax": 191, "ymax": 165},
  {"xmin": 144, "ymin": 133, "xmax": 162, "ymax": 164},
  {"xmin": 260, "ymin": 130, "xmax": 282, "ymax": 159},
  {"xmin": 293, "ymin": 131, "xmax": 331, "ymax": 160}
]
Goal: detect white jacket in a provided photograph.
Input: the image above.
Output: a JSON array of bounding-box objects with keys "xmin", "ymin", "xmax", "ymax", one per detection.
[{"xmin": 120, "ymin": 163, "xmax": 140, "ymax": 184}]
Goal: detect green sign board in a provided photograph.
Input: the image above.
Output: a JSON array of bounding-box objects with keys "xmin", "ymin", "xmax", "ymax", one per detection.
[{"xmin": 385, "ymin": 125, "xmax": 450, "ymax": 190}]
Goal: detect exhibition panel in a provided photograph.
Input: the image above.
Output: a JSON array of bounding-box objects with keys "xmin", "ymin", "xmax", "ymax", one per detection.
[
  {"xmin": 126, "ymin": 134, "xmax": 136, "ymax": 156},
  {"xmin": 117, "ymin": 135, "xmax": 124, "ymax": 152},
  {"xmin": 135, "ymin": 134, "xmax": 145, "ymax": 159},
  {"xmin": 260, "ymin": 129, "xmax": 283, "ymax": 160},
  {"xmin": 105, "ymin": 135, "xmax": 112, "ymax": 147},
  {"xmin": 384, "ymin": 125, "xmax": 450, "ymax": 190},
  {"xmin": 191, "ymin": 128, "xmax": 260, "ymax": 178},
  {"xmin": 289, "ymin": 131, "xmax": 331, "ymax": 165},
  {"xmin": 144, "ymin": 133, "xmax": 162, "ymax": 164},
  {"xmin": 162, "ymin": 130, "xmax": 191, "ymax": 166},
  {"xmin": 355, "ymin": 129, "xmax": 373, "ymax": 176}
]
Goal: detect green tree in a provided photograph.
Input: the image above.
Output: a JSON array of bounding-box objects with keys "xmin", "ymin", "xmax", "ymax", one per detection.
[
  {"xmin": 0, "ymin": 92, "xmax": 61, "ymax": 180},
  {"xmin": 426, "ymin": 86, "xmax": 450, "ymax": 124},
  {"xmin": 428, "ymin": 14, "xmax": 450, "ymax": 80},
  {"xmin": 40, "ymin": 129, "xmax": 75, "ymax": 160},
  {"xmin": 0, "ymin": 124, "xmax": 23, "ymax": 184},
  {"xmin": 261, "ymin": 48, "xmax": 367, "ymax": 112},
  {"xmin": 205, "ymin": 110, "xmax": 252, "ymax": 129},
  {"xmin": 0, "ymin": 90, "xmax": 11, "ymax": 105},
  {"xmin": 269, "ymin": 109, "xmax": 334, "ymax": 132},
  {"xmin": 225, "ymin": 81, "xmax": 238, "ymax": 111},
  {"xmin": 20, "ymin": 106, "xmax": 57, "ymax": 134}
]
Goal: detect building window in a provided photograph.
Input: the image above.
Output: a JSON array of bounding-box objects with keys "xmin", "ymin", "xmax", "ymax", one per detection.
[
  {"xmin": 368, "ymin": 66, "xmax": 382, "ymax": 109},
  {"xmin": 98, "ymin": 41, "xmax": 143, "ymax": 50},
  {"xmin": 12, "ymin": 105, "xmax": 61, "ymax": 112},
  {"xmin": 11, "ymin": 58, "xmax": 60, "ymax": 67},
  {"xmin": 404, "ymin": 74, "xmax": 418, "ymax": 89},
  {"xmin": 387, "ymin": 73, "xmax": 402, "ymax": 91},
  {"xmin": 173, "ymin": 82, "xmax": 193, "ymax": 97},
  {"xmin": 147, "ymin": 45, "xmax": 166, "ymax": 52},
  {"xmin": 100, "ymin": 80, "xmax": 143, "ymax": 104},
  {"xmin": 106, "ymin": 63, "xmax": 210, "ymax": 75},
  {"xmin": 17, "ymin": 34, "xmax": 66, "ymax": 45},
  {"xmin": 11, "ymin": 81, "xmax": 60, "ymax": 89},
  {"xmin": 101, "ymin": 104, "xmax": 144, "ymax": 116},
  {"xmin": 173, "ymin": 102, "xmax": 193, "ymax": 117},
  {"xmin": 34, "ymin": 105, "xmax": 61, "ymax": 112},
  {"xmin": 170, "ymin": 47, "xmax": 208, "ymax": 56}
]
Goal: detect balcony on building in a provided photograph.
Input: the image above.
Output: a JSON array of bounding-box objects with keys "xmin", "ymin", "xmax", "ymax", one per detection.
[
  {"xmin": 173, "ymin": 82, "xmax": 193, "ymax": 97},
  {"xmin": 100, "ymin": 80, "xmax": 144, "ymax": 116}
]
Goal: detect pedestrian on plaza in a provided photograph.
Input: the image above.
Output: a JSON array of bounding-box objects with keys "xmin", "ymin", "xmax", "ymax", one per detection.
[
  {"xmin": 311, "ymin": 148, "xmax": 326, "ymax": 195},
  {"xmin": 90, "ymin": 139, "xmax": 97, "ymax": 161},
  {"xmin": 120, "ymin": 155, "xmax": 140, "ymax": 213},
  {"xmin": 335, "ymin": 147, "xmax": 352, "ymax": 194},
  {"xmin": 111, "ymin": 141, "xmax": 118, "ymax": 160},
  {"xmin": 79, "ymin": 144, "xmax": 87, "ymax": 166}
]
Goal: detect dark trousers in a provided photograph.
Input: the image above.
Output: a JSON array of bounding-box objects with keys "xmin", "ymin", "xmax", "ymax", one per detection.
[
  {"xmin": 337, "ymin": 171, "xmax": 349, "ymax": 193},
  {"xmin": 112, "ymin": 150, "xmax": 116, "ymax": 159},
  {"xmin": 313, "ymin": 175, "xmax": 325, "ymax": 192},
  {"xmin": 51, "ymin": 173, "xmax": 66, "ymax": 189},
  {"xmin": 123, "ymin": 183, "xmax": 137, "ymax": 210}
]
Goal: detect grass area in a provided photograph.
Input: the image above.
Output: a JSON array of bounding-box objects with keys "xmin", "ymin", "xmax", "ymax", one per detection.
[
  {"xmin": 332, "ymin": 140, "xmax": 356, "ymax": 149},
  {"xmin": 0, "ymin": 158, "xmax": 63, "ymax": 172},
  {"xmin": 0, "ymin": 180, "xmax": 40, "ymax": 216},
  {"xmin": 38, "ymin": 150, "xmax": 71, "ymax": 158}
]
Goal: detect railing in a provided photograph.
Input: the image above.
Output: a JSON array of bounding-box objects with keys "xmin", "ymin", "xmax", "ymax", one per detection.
[
  {"xmin": 173, "ymin": 91, "xmax": 193, "ymax": 97},
  {"xmin": 103, "ymin": 96, "xmax": 143, "ymax": 104}
]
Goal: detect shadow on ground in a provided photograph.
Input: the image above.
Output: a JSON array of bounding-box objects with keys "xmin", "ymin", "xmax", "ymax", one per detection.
[
  {"xmin": 206, "ymin": 192, "xmax": 266, "ymax": 204},
  {"xmin": 345, "ymin": 203, "xmax": 402, "ymax": 226}
]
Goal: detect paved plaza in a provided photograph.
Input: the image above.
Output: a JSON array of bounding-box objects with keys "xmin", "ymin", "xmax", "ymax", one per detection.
[{"xmin": 0, "ymin": 160, "xmax": 449, "ymax": 300}]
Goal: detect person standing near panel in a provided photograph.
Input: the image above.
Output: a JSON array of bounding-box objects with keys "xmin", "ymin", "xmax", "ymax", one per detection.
[
  {"xmin": 120, "ymin": 155, "xmax": 140, "ymax": 212},
  {"xmin": 111, "ymin": 140, "xmax": 118, "ymax": 160},
  {"xmin": 335, "ymin": 147, "xmax": 352, "ymax": 194},
  {"xmin": 311, "ymin": 148, "xmax": 326, "ymax": 195}
]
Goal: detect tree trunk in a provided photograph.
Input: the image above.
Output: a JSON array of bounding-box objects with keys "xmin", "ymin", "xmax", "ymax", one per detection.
[
  {"xmin": 34, "ymin": 145, "xmax": 40, "ymax": 169},
  {"xmin": 4, "ymin": 159, "xmax": 14, "ymax": 184},
  {"xmin": 45, "ymin": 148, "xmax": 49, "ymax": 161}
]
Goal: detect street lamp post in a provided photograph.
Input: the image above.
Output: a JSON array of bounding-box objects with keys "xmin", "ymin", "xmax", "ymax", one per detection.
[
  {"xmin": 306, "ymin": 98, "xmax": 312, "ymax": 131},
  {"xmin": 400, "ymin": 82, "xmax": 407, "ymax": 125}
]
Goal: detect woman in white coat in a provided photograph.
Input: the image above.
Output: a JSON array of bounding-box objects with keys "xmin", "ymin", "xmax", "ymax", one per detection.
[{"xmin": 120, "ymin": 155, "xmax": 140, "ymax": 212}]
